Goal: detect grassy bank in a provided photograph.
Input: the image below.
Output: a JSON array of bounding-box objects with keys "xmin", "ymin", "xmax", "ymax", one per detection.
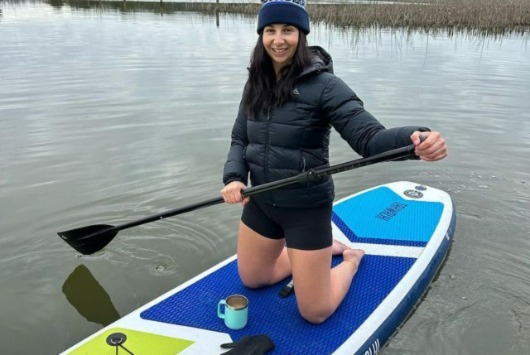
[{"xmin": 48, "ymin": 0, "xmax": 530, "ymax": 35}]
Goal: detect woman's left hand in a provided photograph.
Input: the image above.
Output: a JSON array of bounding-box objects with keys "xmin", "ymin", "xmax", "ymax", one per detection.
[{"xmin": 410, "ymin": 131, "xmax": 448, "ymax": 162}]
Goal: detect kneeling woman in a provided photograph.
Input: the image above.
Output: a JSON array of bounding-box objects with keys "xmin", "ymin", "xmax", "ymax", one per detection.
[{"xmin": 221, "ymin": 0, "xmax": 447, "ymax": 324}]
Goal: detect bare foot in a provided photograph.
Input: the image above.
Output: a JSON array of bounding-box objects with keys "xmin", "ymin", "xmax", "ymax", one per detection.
[
  {"xmin": 343, "ymin": 249, "xmax": 365, "ymax": 269},
  {"xmin": 331, "ymin": 239, "xmax": 349, "ymax": 256}
]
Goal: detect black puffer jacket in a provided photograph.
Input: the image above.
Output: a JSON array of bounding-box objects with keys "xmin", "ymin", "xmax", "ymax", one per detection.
[{"xmin": 223, "ymin": 46, "xmax": 429, "ymax": 208}]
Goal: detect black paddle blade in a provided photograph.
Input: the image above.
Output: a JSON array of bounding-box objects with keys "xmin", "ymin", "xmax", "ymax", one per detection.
[{"xmin": 57, "ymin": 224, "xmax": 118, "ymax": 255}]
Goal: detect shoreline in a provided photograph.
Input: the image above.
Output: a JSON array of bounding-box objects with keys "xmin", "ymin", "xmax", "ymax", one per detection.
[{"xmin": 45, "ymin": 0, "xmax": 530, "ymax": 35}]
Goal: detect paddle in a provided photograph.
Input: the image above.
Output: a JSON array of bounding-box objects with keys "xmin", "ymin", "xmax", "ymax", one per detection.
[{"xmin": 58, "ymin": 143, "xmax": 418, "ymax": 255}]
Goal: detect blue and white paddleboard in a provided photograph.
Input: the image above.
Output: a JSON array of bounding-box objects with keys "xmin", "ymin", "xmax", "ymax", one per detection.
[{"xmin": 61, "ymin": 181, "xmax": 456, "ymax": 355}]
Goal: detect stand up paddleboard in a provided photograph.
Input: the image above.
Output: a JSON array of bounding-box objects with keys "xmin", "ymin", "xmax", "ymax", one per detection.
[{"xmin": 61, "ymin": 181, "xmax": 456, "ymax": 355}]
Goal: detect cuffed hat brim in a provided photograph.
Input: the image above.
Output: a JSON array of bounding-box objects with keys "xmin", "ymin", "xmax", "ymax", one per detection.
[{"xmin": 257, "ymin": 3, "xmax": 310, "ymax": 34}]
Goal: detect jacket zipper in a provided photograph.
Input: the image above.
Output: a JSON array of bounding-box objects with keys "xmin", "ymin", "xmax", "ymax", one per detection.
[
  {"xmin": 264, "ymin": 106, "xmax": 271, "ymax": 180},
  {"xmin": 265, "ymin": 106, "xmax": 273, "ymax": 204}
]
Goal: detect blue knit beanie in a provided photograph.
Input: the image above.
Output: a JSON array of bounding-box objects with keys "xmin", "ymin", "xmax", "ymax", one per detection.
[{"xmin": 257, "ymin": 0, "xmax": 310, "ymax": 35}]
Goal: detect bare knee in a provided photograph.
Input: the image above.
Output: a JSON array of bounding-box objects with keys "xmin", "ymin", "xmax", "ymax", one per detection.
[
  {"xmin": 298, "ymin": 304, "xmax": 334, "ymax": 324},
  {"xmin": 240, "ymin": 275, "xmax": 265, "ymax": 289},
  {"xmin": 238, "ymin": 269, "xmax": 273, "ymax": 289}
]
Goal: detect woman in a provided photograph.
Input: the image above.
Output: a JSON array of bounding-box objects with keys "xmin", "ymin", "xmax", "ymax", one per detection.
[{"xmin": 221, "ymin": 0, "xmax": 447, "ymax": 324}]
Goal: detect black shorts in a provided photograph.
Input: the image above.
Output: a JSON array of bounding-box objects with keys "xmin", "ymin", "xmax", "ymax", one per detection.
[{"xmin": 241, "ymin": 198, "xmax": 333, "ymax": 250}]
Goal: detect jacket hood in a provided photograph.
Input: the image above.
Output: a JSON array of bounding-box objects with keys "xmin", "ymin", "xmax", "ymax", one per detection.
[{"xmin": 300, "ymin": 46, "xmax": 334, "ymax": 77}]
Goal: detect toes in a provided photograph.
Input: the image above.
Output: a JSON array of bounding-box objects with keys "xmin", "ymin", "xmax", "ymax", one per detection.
[{"xmin": 331, "ymin": 240, "xmax": 348, "ymax": 255}]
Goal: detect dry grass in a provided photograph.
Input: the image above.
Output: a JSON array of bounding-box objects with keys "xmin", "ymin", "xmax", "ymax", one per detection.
[
  {"xmin": 309, "ymin": 0, "xmax": 530, "ymax": 35},
  {"xmin": 49, "ymin": 0, "xmax": 530, "ymax": 35}
]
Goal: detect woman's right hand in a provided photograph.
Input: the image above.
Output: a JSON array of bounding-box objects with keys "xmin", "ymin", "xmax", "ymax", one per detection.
[{"xmin": 221, "ymin": 181, "xmax": 249, "ymax": 206}]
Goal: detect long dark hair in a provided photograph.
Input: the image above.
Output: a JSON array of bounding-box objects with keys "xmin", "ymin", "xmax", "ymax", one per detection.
[{"xmin": 243, "ymin": 31, "xmax": 312, "ymax": 119}]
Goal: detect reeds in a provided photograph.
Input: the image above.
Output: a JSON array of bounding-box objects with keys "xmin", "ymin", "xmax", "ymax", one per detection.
[
  {"xmin": 47, "ymin": 0, "xmax": 530, "ymax": 35},
  {"xmin": 308, "ymin": 0, "xmax": 530, "ymax": 35}
]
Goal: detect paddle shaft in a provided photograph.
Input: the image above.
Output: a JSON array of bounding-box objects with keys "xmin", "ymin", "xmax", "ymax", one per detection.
[{"xmin": 112, "ymin": 143, "xmax": 416, "ymax": 232}]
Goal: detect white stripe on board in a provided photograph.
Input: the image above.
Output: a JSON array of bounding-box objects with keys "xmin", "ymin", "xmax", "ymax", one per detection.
[
  {"xmin": 332, "ymin": 224, "xmax": 423, "ymax": 258},
  {"xmin": 348, "ymin": 242, "xmax": 423, "ymax": 258}
]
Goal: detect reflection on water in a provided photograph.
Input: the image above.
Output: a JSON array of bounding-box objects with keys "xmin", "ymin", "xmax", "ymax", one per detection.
[
  {"xmin": 0, "ymin": 1, "xmax": 529, "ymax": 354},
  {"xmin": 62, "ymin": 265, "xmax": 121, "ymax": 326}
]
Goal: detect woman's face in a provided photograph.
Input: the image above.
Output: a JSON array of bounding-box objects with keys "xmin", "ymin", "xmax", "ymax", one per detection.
[{"xmin": 262, "ymin": 24, "xmax": 299, "ymax": 74}]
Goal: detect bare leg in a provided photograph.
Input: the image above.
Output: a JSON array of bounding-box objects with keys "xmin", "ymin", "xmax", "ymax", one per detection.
[
  {"xmin": 330, "ymin": 248, "xmax": 364, "ymax": 306},
  {"xmin": 331, "ymin": 239, "xmax": 349, "ymax": 255},
  {"xmin": 289, "ymin": 247, "xmax": 364, "ymax": 324},
  {"xmin": 236, "ymin": 220, "xmax": 365, "ymax": 323},
  {"xmin": 236, "ymin": 222, "xmax": 291, "ymax": 288},
  {"xmin": 343, "ymin": 249, "xmax": 365, "ymax": 267}
]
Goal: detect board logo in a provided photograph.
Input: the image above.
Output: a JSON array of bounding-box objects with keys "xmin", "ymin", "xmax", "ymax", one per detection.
[
  {"xmin": 363, "ymin": 338, "xmax": 380, "ymax": 354},
  {"xmin": 376, "ymin": 202, "xmax": 407, "ymax": 221}
]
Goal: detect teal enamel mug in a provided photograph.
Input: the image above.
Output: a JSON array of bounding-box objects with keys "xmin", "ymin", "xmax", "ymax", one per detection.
[{"xmin": 217, "ymin": 294, "xmax": 248, "ymax": 330}]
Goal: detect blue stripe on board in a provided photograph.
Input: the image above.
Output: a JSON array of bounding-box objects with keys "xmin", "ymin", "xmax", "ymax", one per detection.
[
  {"xmin": 332, "ymin": 212, "xmax": 425, "ymax": 247},
  {"xmin": 333, "ymin": 187, "xmax": 444, "ymax": 247},
  {"xmin": 141, "ymin": 255, "xmax": 415, "ymax": 355}
]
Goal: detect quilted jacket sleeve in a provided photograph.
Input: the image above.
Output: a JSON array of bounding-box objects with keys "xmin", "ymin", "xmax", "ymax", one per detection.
[
  {"xmin": 223, "ymin": 101, "xmax": 249, "ymax": 185},
  {"xmin": 321, "ymin": 75, "xmax": 429, "ymax": 158}
]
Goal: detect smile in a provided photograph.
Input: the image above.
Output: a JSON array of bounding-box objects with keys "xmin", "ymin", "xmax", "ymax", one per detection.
[{"xmin": 272, "ymin": 48, "xmax": 288, "ymax": 54}]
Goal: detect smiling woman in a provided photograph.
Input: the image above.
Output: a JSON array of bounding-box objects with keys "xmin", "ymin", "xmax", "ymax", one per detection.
[
  {"xmin": 257, "ymin": 0, "xmax": 308, "ymax": 75},
  {"xmin": 220, "ymin": 0, "xmax": 447, "ymax": 325},
  {"xmin": 262, "ymin": 24, "xmax": 300, "ymax": 74}
]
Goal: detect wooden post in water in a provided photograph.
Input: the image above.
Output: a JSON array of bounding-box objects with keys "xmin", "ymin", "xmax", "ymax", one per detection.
[{"xmin": 216, "ymin": 0, "xmax": 220, "ymax": 27}]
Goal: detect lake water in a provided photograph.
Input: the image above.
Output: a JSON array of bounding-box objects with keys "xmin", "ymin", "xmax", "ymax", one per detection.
[{"xmin": 0, "ymin": 1, "xmax": 529, "ymax": 354}]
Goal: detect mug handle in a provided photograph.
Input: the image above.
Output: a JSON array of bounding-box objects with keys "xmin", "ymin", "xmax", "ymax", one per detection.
[{"xmin": 217, "ymin": 300, "xmax": 226, "ymax": 319}]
